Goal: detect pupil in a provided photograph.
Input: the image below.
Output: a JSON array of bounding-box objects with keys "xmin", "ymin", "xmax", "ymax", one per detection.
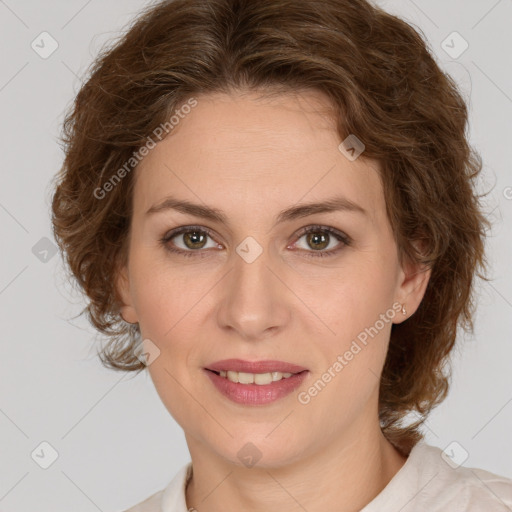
[
  {"xmin": 185, "ymin": 231, "xmax": 206, "ymax": 249},
  {"xmin": 308, "ymin": 232, "xmax": 328, "ymax": 250}
]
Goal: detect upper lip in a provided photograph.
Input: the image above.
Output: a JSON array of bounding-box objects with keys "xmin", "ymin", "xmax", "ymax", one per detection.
[{"xmin": 206, "ymin": 359, "xmax": 308, "ymax": 374}]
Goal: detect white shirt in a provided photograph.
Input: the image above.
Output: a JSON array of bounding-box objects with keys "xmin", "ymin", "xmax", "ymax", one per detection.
[{"xmin": 122, "ymin": 441, "xmax": 512, "ymax": 511}]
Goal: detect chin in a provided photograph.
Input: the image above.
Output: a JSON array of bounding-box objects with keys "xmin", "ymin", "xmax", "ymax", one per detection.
[{"xmin": 209, "ymin": 432, "xmax": 306, "ymax": 470}]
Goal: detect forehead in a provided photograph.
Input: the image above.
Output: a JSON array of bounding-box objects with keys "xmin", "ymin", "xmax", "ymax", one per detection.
[{"xmin": 133, "ymin": 90, "xmax": 384, "ymax": 226}]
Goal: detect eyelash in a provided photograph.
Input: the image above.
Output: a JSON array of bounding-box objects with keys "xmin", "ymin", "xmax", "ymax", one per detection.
[{"xmin": 159, "ymin": 224, "xmax": 352, "ymax": 259}]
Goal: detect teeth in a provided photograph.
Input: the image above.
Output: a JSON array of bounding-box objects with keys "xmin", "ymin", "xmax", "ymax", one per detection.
[{"xmin": 217, "ymin": 370, "xmax": 295, "ymax": 385}]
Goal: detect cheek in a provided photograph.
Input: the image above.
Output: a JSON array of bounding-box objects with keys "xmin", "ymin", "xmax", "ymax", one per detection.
[
  {"xmin": 129, "ymin": 256, "xmax": 214, "ymax": 386},
  {"xmin": 304, "ymin": 261, "xmax": 396, "ymax": 405},
  {"xmin": 300, "ymin": 316, "xmax": 392, "ymax": 430},
  {"xmin": 146, "ymin": 357, "xmax": 199, "ymax": 431},
  {"xmin": 134, "ymin": 268, "xmax": 206, "ymax": 423},
  {"xmin": 129, "ymin": 253, "xmax": 208, "ymax": 338},
  {"xmin": 312, "ymin": 261, "xmax": 397, "ymax": 341}
]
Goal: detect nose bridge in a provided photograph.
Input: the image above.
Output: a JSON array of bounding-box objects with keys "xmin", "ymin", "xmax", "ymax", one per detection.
[
  {"xmin": 234, "ymin": 236, "xmax": 271, "ymax": 292},
  {"xmin": 216, "ymin": 235, "xmax": 290, "ymax": 339}
]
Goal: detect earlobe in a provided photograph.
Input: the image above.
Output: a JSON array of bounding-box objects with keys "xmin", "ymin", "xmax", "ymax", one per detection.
[
  {"xmin": 120, "ymin": 305, "xmax": 138, "ymax": 324},
  {"xmin": 394, "ymin": 242, "xmax": 432, "ymax": 322},
  {"xmin": 115, "ymin": 264, "xmax": 139, "ymax": 324}
]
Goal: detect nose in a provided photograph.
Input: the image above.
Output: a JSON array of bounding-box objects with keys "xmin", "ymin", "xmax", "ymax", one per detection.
[{"xmin": 216, "ymin": 240, "xmax": 292, "ymax": 342}]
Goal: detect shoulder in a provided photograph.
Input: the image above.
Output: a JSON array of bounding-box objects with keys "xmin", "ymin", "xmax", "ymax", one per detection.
[
  {"xmin": 364, "ymin": 442, "xmax": 512, "ymax": 511},
  {"xmin": 118, "ymin": 462, "xmax": 192, "ymax": 512},
  {"xmin": 409, "ymin": 442, "xmax": 512, "ymax": 510}
]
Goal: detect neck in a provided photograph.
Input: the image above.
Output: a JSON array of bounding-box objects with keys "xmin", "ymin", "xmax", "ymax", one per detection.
[{"xmin": 185, "ymin": 419, "xmax": 408, "ymax": 512}]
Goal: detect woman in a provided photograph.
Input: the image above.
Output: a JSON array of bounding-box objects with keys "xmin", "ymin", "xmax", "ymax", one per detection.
[{"xmin": 50, "ymin": 0, "xmax": 512, "ymax": 510}]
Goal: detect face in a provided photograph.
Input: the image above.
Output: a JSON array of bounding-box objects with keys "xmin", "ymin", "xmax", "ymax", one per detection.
[{"xmin": 116, "ymin": 89, "xmax": 430, "ymax": 468}]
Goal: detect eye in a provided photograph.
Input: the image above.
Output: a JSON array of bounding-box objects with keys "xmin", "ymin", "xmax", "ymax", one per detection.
[
  {"xmin": 291, "ymin": 225, "xmax": 351, "ymax": 258},
  {"xmin": 160, "ymin": 226, "xmax": 221, "ymax": 257},
  {"xmin": 160, "ymin": 224, "xmax": 351, "ymax": 259}
]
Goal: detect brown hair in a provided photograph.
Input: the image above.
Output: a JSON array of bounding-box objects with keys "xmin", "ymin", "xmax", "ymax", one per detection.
[{"xmin": 50, "ymin": 0, "xmax": 490, "ymax": 454}]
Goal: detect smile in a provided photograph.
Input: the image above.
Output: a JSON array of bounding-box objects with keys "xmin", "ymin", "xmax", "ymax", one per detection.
[
  {"xmin": 204, "ymin": 368, "xmax": 309, "ymax": 405},
  {"xmin": 213, "ymin": 370, "xmax": 296, "ymax": 385}
]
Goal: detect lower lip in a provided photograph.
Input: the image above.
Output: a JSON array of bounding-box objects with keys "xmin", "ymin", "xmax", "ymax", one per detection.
[{"xmin": 204, "ymin": 369, "xmax": 308, "ymax": 405}]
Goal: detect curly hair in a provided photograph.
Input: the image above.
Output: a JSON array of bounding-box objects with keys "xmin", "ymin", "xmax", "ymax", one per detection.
[{"xmin": 50, "ymin": 0, "xmax": 490, "ymax": 454}]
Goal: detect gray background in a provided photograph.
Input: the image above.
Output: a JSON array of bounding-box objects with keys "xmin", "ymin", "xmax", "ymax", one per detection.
[{"xmin": 0, "ymin": 0, "xmax": 511, "ymax": 511}]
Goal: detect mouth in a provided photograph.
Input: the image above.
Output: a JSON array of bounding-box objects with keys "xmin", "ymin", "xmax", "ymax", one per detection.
[
  {"xmin": 204, "ymin": 359, "xmax": 309, "ymax": 405},
  {"xmin": 205, "ymin": 368, "xmax": 305, "ymax": 385},
  {"xmin": 205, "ymin": 358, "xmax": 308, "ymax": 378}
]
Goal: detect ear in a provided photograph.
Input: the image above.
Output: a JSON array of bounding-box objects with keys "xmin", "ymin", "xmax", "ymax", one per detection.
[
  {"xmin": 393, "ymin": 240, "xmax": 432, "ymax": 324},
  {"xmin": 114, "ymin": 263, "xmax": 139, "ymax": 324}
]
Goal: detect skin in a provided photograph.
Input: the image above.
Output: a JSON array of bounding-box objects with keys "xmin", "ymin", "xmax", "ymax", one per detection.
[{"xmin": 116, "ymin": 89, "xmax": 431, "ymax": 512}]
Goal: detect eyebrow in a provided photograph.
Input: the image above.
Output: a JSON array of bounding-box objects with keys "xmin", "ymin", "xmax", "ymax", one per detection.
[{"xmin": 145, "ymin": 194, "xmax": 367, "ymax": 226}]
